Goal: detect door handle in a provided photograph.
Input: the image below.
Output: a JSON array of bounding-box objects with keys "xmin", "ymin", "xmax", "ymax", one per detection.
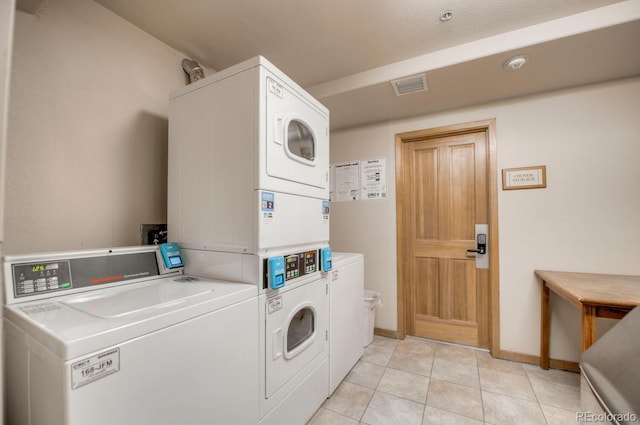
[
  {"xmin": 272, "ymin": 328, "xmax": 283, "ymax": 360},
  {"xmin": 467, "ymin": 233, "xmax": 487, "ymax": 255}
]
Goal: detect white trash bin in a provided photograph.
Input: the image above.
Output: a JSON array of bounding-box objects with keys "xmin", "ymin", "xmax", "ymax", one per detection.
[{"xmin": 363, "ymin": 290, "xmax": 381, "ymax": 347}]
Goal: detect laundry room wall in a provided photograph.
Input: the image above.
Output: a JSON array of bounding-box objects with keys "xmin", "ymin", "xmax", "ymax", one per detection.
[
  {"xmin": 1, "ymin": 0, "xmax": 17, "ymax": 419},
  {"xmin": 329, "ymin": 76, "xmax": 640, "ymax": 363},
  {"xmin": 5, "ymin": 0, "xmax": 198, "ymax": 255}
]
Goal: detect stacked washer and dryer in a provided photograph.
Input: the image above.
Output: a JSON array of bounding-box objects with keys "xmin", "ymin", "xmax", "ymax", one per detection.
[{"xmin": 167, "ymin": 56, "xmax": 339, "ymax": 425}]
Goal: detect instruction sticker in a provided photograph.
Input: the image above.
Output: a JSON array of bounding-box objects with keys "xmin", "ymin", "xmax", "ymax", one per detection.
[
  {"xmin": 268, "ymin": 78, "xmax": 284, "ymax": 98},
  {"xmin": 19, "ymin": 302, "xmax": 62, "ymax": 315},
  {"xmin": 268, "ymin": 296, "xmax": 282, "ymax": 314},
  {"xmin": 71, "ymin": 348, "xmax": 120, "ymax": 390},
  {"xmin": 322, "ymin": 200, "xmax": 330, "ymax": 221},
  {"xmin": 262, "ymin": 191, "xmax": 275, "ymax": 223}
]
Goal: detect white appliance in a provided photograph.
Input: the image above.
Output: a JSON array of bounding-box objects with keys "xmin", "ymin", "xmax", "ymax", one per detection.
[
  {"xmin": 328, "ymin": 253, "xmax": 364, "ymax": 395},
  {"xmin": 168, "ymin": 55, "xmax": 330, "ymax": 254},
  {"xmin": 579, "ymin": 306, "xmax": 639, "ymax": 425},
  {"xmin": 168, "ymin": 56, "xmax": 332, "ymax": 425},
  {"xmin": 3, "ymin": 246, "xmax": 259, "ymax": 425},
  {"xmin": 259, "ymin": 251, "xmax": 330, "ymax": 425}
]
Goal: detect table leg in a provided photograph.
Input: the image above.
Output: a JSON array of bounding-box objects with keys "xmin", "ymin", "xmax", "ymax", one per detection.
[
  {"xmin": 540, "ymin": 281, "xmax": 550, "ymax": 369},
  {"xmin": 581, "ymin": 305, "xmax": 597, "ymax": 352}
]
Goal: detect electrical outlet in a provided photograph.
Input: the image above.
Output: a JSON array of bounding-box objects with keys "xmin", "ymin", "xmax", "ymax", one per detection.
[{"xmin": 140, "ymin": 224, "xmax": 167, "ymax": 245}]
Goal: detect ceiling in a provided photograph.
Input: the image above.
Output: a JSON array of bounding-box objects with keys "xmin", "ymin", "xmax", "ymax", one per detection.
[{"xmin": 78, "ymin": 1, "xmax": 640, "ymax": 129}]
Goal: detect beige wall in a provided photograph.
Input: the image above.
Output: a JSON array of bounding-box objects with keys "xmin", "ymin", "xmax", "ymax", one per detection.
[
  {"xmin": 0, "ymin": 0, "xmax": 13, "ymax": 247},
  {"xmin": 5, "ymin": 0, "xmax": 193, "ymax": 254},
  {"xmin": 329, "ymin": 77, "xmax": 640, "ymax": 362},
  {"xmin": 1, "ymin": 0, "xmax": 16, "ymax": 419}
]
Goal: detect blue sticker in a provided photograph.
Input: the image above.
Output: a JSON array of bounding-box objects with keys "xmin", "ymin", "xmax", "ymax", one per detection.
[
  {"xmin": 262, "ymin": 192, "xmax": 275, "ymax": 212},
  {"xmin": 322, "ymin": 200, "xmax": 330, "ymax": 218}
]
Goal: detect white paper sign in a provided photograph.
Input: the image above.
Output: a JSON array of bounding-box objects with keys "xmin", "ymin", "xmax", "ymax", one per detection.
[
  {"xmin": 360, "ymin": 159, "xmax": 387, "ymax": 200},
  {"xmin": 330, "ymin": 158, "xmax": 388, "ymax": 201},
  {"xmin": 333, "ymin": 161, "xmax": 360, "ymax": 201},
  {"xmin": 506, "ymin": 169, "xmax": 542, "ymax": 186}
]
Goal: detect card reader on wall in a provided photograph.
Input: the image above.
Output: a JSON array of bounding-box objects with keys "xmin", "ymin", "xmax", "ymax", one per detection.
[{"xmin": 158, "ymin": 242, "xmax": 185, "ymax": 273}]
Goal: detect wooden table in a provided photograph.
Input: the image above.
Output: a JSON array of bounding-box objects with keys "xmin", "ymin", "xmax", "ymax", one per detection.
[{"xmin": 534, "ymin": 270, "xmax": 640, "ymax": 370}]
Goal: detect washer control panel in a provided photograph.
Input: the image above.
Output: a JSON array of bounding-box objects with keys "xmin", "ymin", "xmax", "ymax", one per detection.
[
  {"xmin": 9, "ymin": 250, "xmax": 160, "ymax": 299},
  {"xmin": 12, "ymin": 261, "xmax": 72, "ymax": 297}
]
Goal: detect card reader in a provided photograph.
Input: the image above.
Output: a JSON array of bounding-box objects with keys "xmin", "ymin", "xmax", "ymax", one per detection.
[{"xmin": 158, "ymin": 242, "xmax": 185, "ymax": 273}]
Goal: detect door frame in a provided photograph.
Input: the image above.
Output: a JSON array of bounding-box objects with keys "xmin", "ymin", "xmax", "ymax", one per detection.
[{"xmin": 395, "ymin": 118, "xmax": 500, "ymax": 355}]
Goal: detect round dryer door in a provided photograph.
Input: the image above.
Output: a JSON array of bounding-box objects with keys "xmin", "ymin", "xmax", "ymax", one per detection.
[{"xmin": 264, "ymin": 277, "xmax": 328, "ymax": 398}]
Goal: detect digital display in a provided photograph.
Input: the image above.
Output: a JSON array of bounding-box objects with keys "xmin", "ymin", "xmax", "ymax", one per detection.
[
  {"xmin": 13, "ymin": 260, "xmax": 72, "ymax": 297},
  {"xmin": 169, "ymin": 256, "xmax": 182, "ymax": 266}
]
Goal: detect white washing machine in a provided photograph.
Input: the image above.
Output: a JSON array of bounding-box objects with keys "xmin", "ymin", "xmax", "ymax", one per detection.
[
  {"xmin": 329, "ymin": 252, "xmax": 364, "ymax": 395},
  {"xmin": 3, "ymin": 246, "xmax": 259, "ymax": 425},
  {"xmin": 168, "ymin": 55, "xmax": 330, "ymax": 254}
]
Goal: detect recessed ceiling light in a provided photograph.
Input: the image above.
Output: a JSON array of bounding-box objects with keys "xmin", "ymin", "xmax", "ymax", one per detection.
[
  {"xmin": 503, "ymin": 55, "xmax": 529, "ymax": 71},
  {"xmin": 439, "ymin": 10, "xmax": 454, "ymax": 22}
]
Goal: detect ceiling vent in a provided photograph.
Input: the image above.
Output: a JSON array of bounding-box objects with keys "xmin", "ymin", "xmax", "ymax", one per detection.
[{"xmin": 391, "ymin": 74, "xmax": 428, "ymax": 96}]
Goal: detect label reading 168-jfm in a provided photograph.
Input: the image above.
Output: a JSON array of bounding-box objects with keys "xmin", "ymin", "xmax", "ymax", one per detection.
[{"xmin": 71, "ymin": 348, "xmax": 120, "ymax": 390}]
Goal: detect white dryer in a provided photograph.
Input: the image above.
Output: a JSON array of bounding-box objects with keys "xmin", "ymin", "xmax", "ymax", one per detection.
[
  {"xmin": 329, "ymin": 253, "xmax": 364, "ymax": 395},
  {"xmin": 168, "ymin": 56, "xmax": 330, "ymax": 255},
  {"xmin": 259, "ymin": 271, "xmax": 329, "ymax": 425},
  {"xmin": 3, "ymin": 246, "xmax": 259, "ymax": 425},
  {"xmin": 258, "ymin": 247, "xmax": 332, "ymax": 425}
]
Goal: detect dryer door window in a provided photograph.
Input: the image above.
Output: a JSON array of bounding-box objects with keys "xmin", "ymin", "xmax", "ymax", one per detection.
[
  {"xmin": 287, "ymin": 120, "xmax": 315, "ymax": 162},
  {"xmin": 284, "ymin": 306, "xmax": 316, "ymax": 359},
  {"xmin": 285, "ymin": 305, "xmax": 315, "ymax": 359}
]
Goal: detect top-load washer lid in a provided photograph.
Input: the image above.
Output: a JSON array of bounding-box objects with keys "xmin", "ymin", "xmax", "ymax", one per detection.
[
  {"xmin": 61, "ymin": 279, "xmax": 214, "ymax": 319},
  {"xmin": 4, "ymin": 275, "xmax": 257, "ymax": 360},
  {"xmin": 331, "ymin": 252, "xmax": 364, "ymax": 269}
]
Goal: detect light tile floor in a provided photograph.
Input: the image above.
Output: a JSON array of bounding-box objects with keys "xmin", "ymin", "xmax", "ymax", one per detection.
[{"xmin": 308, "ymin": 335, "xmax": 581, "ymax": 425}]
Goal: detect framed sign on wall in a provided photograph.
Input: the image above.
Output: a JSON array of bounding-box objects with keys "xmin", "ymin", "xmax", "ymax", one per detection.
[{"xmin": 502, "ymin": 165, "xmax": 547, "ymax": 190}]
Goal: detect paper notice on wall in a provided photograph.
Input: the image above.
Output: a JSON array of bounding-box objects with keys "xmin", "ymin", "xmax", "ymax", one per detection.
[
  {"xmin": 360, "ymin": 159, "xmax": 386, "ymax": 200},
  {"xmin": 330, "ymin": 158, "xmax": 387, "ymax": 201},
  {"xmin": 333, "ymin": 161, "xmax": 360, "ymax": 201}
]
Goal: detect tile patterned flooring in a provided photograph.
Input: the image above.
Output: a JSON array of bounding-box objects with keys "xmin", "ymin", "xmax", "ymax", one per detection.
[{"xmin": 308, "ymin": 336, "xmax": 581, "ymax": 425}]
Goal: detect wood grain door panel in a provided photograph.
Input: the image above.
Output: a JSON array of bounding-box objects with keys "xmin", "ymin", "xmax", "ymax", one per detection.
[{"xmin": 400, "ymin": 129, "xmax": 490, "ymax": 348}]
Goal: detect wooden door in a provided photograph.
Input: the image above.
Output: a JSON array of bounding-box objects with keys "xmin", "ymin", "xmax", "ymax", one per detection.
[{"xmin": 396, "ymin": 121, "xmax": 496, "ymax": 349}]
